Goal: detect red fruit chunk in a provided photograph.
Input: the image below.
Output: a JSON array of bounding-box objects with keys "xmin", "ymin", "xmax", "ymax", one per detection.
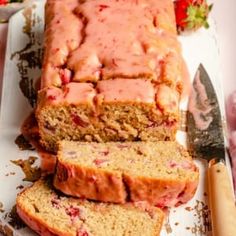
[
  {"xmin": 59, "ymin": 69, "xmax": 71, "ymax": 85},
  {"xmin": 93, "ymin": 159, "xmax": 108, "ymax": 166},
  {"xmin": 174, "ymin": 0, "xmax": 188, "ymax": 29},
  {"xmin": 65, "ymin": 206, "xmax": 81, "ymax": 221},
  {"xmin": 77, "ymin": 230, "xmax": 89, "ymax": 236},
  {"xmin": 51, "ymin": 198, "xmax": 60, "ymax": 209},
  {"xmin": 98, "ymin": 4, "xmax": 109, "ymax": 12},
  {"xmin": 71, "ymin": 114, "xmax": 89, "ymax": 128},
  {"xmin": 47, "ymin": 95, "xmax": 57, "ymax": 100},
  {"xmin": 0, "ymin": 0, "xmax": 8, "ymax": 5},
  {"xmin": 168, "ymin": 160, "xmax": 178, "ymax": 168}
]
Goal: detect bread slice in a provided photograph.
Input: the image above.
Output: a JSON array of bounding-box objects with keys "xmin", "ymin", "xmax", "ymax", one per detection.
[
  {"xmin": 54, "ymin": 141, "xmax": 199, "ymax": 207},
  {"xmin": 16, "ymin": 178, "xmax": 164, "ymax": 236}
]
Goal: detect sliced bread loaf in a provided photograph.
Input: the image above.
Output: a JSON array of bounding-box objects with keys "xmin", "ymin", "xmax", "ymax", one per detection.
[
  {"xmin": 16, "ymin": 178, "xmax": 164, "ymax": 236},
  {"xmin": 53, "ymin": 141, "xmax": 199, "ymax": 207},
  {"xmin": 36, "ymin": 0, "xmax": 185, "ymax": 152}
]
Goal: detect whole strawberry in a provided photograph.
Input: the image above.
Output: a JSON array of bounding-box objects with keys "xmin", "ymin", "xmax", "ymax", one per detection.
[
  {"xmin": 174, "ymin": 0, "xmax": 213, "ymax": 33},
  {"xmin": 0, "ymin": 0, "xmax": 23, "ymax": 5},
  {"xmin": 0, "ymin": 0, "xmax": 8, "ymax": 5}
]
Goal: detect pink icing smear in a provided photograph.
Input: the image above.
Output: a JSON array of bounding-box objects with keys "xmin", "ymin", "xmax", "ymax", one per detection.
[
  {"xmin": 42, "ymin": 0, "xmax": 83, "ymax": 87},
  {"xmin": 188, "ymin": 70, "xmax": 213, "ymax": 130},
  {"xmin": 41, "ymin": 78, "xmax": 178, "ymax": 115},
  {"xmin": 42, "ymin": 0, "xmax": 183, "ymax": 87},
  {"xmin": 97, "ymin": 79, "xmax": 155, "ymax": 103},
  {"xmin": 45, "ymin": 83, "xmax": 96, "ymax": 105},
  {"xmin": 43, "ymin": 78, "xmax": 157, "ymax": 104},
  {"xmin": 67, "ymin": 0, "xmax": 178, "ymax": 82}
]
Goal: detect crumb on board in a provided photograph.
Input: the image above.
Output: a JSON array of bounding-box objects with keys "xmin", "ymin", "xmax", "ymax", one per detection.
[
  {"xmin": 11, "ymin": 156, "xmax": 41, "ymax": 182},
  {"xmin": 185, "ymin": 206, "xmax": 192, "ymax": 211},
  {"xmin": 184, "ymin": 200, "xmax": 212, "ymax": 234},
  {"xmin": 164, "ymin": 209, "xmax": 172, "ymax": 234},
  {"xmin": 0, "ymin": 202, "xmax": 4, "ymax": 213},
  {"xmin": 4, "ymin": 205, "xmax": 26, "ymax": 230},
  {"xmin": 0, "ymin": 222, "xmax": 14, "ymax": 236},
  {"xmin": 5, "ymin": 172, "xmax": 15, "ymax": 177},
  {"xmin": 16, "ymin": 185, "xmax": 24, "ymax": 190},
  {"xmin": 15, "ymin": 134, "xmax": 35, "ymax": 151}
]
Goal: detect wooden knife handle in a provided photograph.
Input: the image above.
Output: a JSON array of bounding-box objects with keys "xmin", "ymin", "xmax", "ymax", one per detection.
[{"xmin": 208, "ymin": 161, "xmax": 236, "ymax": 236}]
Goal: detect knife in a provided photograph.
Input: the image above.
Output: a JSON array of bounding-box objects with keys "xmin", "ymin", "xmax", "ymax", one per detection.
[{"xmin": 187, "ymin": 64, "xmax": 236, "ymax": 236}]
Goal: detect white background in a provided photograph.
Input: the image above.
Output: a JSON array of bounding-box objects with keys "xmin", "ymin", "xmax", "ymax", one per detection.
[{"xmin": 211, "ymin": 0, "xmax": 236, "ymax": 99}]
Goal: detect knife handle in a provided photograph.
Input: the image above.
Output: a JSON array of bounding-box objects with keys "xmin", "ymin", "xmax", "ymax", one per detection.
[{"xmin": 208, "ymin": 160, "xmax": 236, "ymax": 236}]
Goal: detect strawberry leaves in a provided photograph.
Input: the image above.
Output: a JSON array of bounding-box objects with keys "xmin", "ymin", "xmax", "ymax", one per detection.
[
  {"xmin": 186, "ymin": 3, "xmax": 213, "ymax": 29},
  {"xmin": 174, "ymin": 0, "xmax": 213, "ymax": 33}
]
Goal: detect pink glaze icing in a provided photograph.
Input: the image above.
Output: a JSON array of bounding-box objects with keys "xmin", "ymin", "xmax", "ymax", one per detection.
[
  {"xmin": 44, "ymin": 83, "xmax": 96, "ymax": 106},
  {"xmin": 188, "ymin": 70, "xmax": 213, "ymax": 130},
  {"xmin": 42, "ymin": 0, "xmax": 183, "ymax": 87},
  {"xmin": 17, "ymin": 206, "xmax": 57, "ymax": 236},
  {"xmin": 42, "ymin": 0, "xmax": 83, "ymax": 87},
  {"xmin": 97, "ymin": 78, "xmax": 155, "ymax": 103},
  {"xmin": 156, "ymin": 85, "xmax": 179, "ymax": 113},
  {"xmin": 68, "ymin": 0, "xmax": 179, "ymax": 82},
  {"xmin": 40, "ymin": 79, "xmax": 180, "ymax": 115}
]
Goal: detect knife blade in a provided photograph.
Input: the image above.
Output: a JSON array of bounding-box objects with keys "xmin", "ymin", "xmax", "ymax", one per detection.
[
  {"xmin": 187, "ymin": 64, "xmax": 236, "ymax": 236},
  {"xmin": 187, "ymin": 64, "xmax": 225, "ymax": 160}
]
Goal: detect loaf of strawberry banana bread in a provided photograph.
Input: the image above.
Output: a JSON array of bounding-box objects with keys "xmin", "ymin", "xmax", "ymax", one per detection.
[
  {"xmin": 54, "ymin": 141, "xmax": 199, "ymax": 207},
  {"xmin": 17, "ymin": 178, "xmax": 164, "ymax": 236},
  {"xmin": 36, "ymin": 0, "xmax": 186, "ymax": 151}
]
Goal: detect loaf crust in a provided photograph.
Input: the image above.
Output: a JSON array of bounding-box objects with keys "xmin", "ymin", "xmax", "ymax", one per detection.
[{"xmin": 36, "ymin": 0, "xmax": 186, "ymax": 151}]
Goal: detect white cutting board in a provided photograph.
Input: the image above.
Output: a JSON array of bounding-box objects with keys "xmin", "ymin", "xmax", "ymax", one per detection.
[{"xmin": 0, "ymin": 1, "xmax": 232, "ymax": 236}]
